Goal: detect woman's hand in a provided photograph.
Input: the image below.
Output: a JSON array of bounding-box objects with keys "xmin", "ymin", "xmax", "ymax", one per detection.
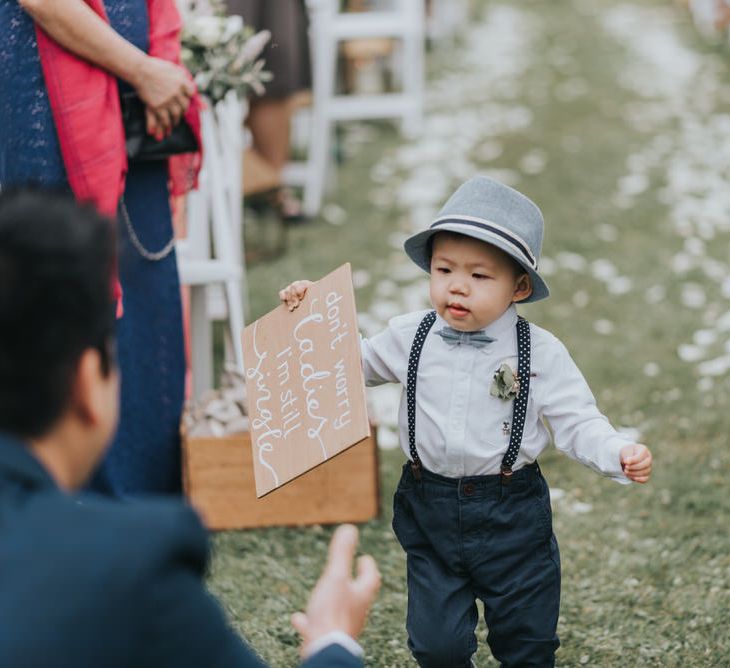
[{"xmin": 133, "ymin": 57, "xmax": 195, "ymax": 137}]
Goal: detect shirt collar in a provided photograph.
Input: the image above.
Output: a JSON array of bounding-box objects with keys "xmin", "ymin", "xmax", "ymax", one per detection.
[
  {"xmin": 483, "ymin": 304, "xmax": 518, "ymax": 341},
  {"xmin": 0, "ymin": 432, "xmax": 58, "ymax": 491}
]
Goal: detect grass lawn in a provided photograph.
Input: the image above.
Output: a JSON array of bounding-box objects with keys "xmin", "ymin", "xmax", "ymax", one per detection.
[{"xmin": 207, "ymin": 0, "xmax": 730, "ymax": 665}]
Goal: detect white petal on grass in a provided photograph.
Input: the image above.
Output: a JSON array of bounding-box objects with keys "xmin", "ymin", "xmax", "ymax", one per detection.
[
  {"xmin": 664, "ymin": 388, "xmax": 682, "ymax": 402},
  {"xmin": 475, "ymin": 140, "xmax": 504, "ymax": 162},
  {"xmin": 680, "ymin": 283, "xmax": 706, "ymax": 309},
  {"xmin": 643, "ymin": 362, "xmax": 661, "ymax": 377},
  {"xmin": 370, "ymin": 161, "xmax": 395, "ymax": 184},
  {"xmin": 554, "ymin": 77, "xmax": 589, "ymax": 101},
  {"xmin": 716, "ymin": 310, "xmax": 730, "ymax": 332},
  {"xmin": 611, "ymin": 192, "xmax": 634, "ymax": 210},
  {"xmin": 684, "ymin": 237, "xmax": 706, "ymax": 256},
  {"xmin": 400, "ymin": 282, "xmax": 431, "ymax": 312},
  {"xmin": 391, "ymin": 262, "xmax": 424, "ymax": 282},
  {"xmin": 352, "ymin": 269, "xmax": 371, "ymax": 289},
  {"xmin": 370, "ymin": 188, "xmax": 394, "ymax": 209},
  {"xmin": 608, "ymin": 276, "xmax": 633, "ymax": 295},
  {"xmin": 397, "ymin": 179, "xmax": 447, "ymax": 209},
  {"xmin": 645, "ymin": 284, "xmax": 666, "ymax": 304},
  {"xmin": 519, "ymin": 149, "xmax": 548, "ymax": 175},
  {"xmin": 561, "ymin": 134, "xmax": 582, "ymax": 153},
  {"xmin": 357, "ymin": 312, "xmax": 382, "ymax": 336},
  {"xmin": 388, "ymin": 232, "xmax": 409, "ymax": 250},
  {"xmin": 597, "ymin": 223, "xmax": 618, "ymax": 242},
  {"xmin": 539, "ymin": 255, "xmax": 557, "ymax": 276},
  {"xmin": 572, "ymin": 290, "xmax": 590, "ymax": 308},
  {"xmin": 672, "ymin": 252, "xmax": 694, "ymax": 274},
  {"xmin": 617, "ymin": 173, "xmax": 650, "ymax": 197},
  {"xmin": 321, "ymin": 203, "xmax": 347, "ymax": 226},
  {"xmin": 549, "ymin": 487, "xmax": 566, "ymax": 501},
  {"xmin": 702, "ymin": 258, "xmax": 727, "ymax": 282},
  {"xmin": 376, "ymin": 425, "xmax": 400, "ymax": 450},
  {"xmin": 677, "ymin": 343, "xmax": 705, "ymax": 362},
  {"xmin": 693, "ymin": 329, "xmax": 717, "ymax": 347},
  {"xmin": 370, "ymin": 300, "xmax": 402, "ymax": 322},
  {"xmin": 697, "ymin": 377, "xmax": 714, "ymax": 392},
  {"xmin": 594, "ymin": 319, "xmax": 615, "ymax": 335},
  {"xmin": 479, "ymin": 168, "xmax": 520, "ymax": 187},
  {"xmin": 367, "ymin": 384, "xmax": 402, "ymax": 429},
  {"xmin": 376, "ymin": 279, "xmax": 397, "ymax": 298},
  {"xmin": 570, "ymin": 501, "xmax": 594, "ymax": 515},
  {"xmin": 697, "ymin": 354, "xmax": 730, "ymax": 377},
  {"xmin": 556, "ymin": 251, "xmax": 588, "ymax": 272},
  {"xmin": 591, "ymin": 258, "xmax": 618, "ymax": 281}
]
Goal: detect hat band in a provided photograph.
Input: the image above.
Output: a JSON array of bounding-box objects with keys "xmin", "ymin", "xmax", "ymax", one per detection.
[{"xmin": 430, "ymin": 216, "xmax": 537, "ymax": 269}]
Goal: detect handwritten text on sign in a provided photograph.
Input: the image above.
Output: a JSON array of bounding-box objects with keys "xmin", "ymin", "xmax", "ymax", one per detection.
[{"xmin": 243, "ymin": 264, "xmax": 369, "ymax": 497}]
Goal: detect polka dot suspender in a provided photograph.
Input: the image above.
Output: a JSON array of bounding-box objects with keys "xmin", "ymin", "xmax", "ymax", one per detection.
[
  {"xmin": 500, "ymin": 316, "xmax": 531, "ymax": 483},
  {"xmin": 406, "ymin": 311, "xmax": 437, "ymax": 479},
  {"xmin": 405, "ymin": 312, "xmax": 532, "ymax": 483}
]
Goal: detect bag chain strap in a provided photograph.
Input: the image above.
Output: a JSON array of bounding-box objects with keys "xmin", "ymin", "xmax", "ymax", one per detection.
[{"xmin": 119, "ymin": 197, "xmax": 175, "ymax": 262}]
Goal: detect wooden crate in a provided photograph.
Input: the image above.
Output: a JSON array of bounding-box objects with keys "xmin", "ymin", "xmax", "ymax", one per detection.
[{"xmin": 182, "ymin": 430, "xmax": 380, "ymax": 530}]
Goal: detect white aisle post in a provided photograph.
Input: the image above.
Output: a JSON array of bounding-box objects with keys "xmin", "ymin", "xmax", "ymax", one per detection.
[{"xmin": 177, "ymin": 95, "xmax": 247, "ymax": 399}]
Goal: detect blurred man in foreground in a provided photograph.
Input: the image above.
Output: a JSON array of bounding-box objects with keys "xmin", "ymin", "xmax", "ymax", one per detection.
[{"xmin": 0, "ymin": 188, "xmax": 380, "ymax": 668}]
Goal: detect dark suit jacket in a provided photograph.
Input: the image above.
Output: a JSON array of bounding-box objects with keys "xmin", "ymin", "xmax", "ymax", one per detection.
[{"xmin": 0, "ymin": 434, "xmax": 360, "ymax": 668}]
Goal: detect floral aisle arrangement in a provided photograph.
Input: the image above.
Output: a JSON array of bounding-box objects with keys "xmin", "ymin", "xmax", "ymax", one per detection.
[{"xmin": 179, "ymin": 0, "xmax": 272, "ymax": 104}]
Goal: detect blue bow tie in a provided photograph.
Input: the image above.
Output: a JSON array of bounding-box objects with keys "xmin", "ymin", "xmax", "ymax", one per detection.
[{"xmin": 435, "ymin": 326, "xmax": 495, "ymax": 349}]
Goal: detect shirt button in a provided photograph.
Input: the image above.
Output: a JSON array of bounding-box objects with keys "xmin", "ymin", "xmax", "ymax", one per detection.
[{"xmin": 462, "ymin": 483, "xmax": 475, "ymax": 497}]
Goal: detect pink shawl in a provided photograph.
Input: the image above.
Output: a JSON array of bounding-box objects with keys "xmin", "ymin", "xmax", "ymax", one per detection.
[{"xmin": 34, "ymin": 0, "xmax": 202, "ymax": 217}]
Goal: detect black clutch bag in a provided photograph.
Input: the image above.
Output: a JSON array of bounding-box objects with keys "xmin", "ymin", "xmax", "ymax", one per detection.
[{"xmin": 120, "ymin": 92, "xmax": 198, "ymax": 162}]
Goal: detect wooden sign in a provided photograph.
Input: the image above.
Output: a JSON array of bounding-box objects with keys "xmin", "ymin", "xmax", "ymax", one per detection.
[{"xmin": 243, "ymin": 264, "xmax": 370, "ymax": 497}]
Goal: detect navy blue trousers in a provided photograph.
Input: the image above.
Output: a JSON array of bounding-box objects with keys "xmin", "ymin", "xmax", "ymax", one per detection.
[{"xmin": 392, "ymin": 463, "xmax": 561, "ymax": 667}]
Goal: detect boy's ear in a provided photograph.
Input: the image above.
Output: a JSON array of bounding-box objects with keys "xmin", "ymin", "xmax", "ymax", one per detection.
[{"xmin": 512, "ymin": 274, "xmax": 533, "ymax": 302}]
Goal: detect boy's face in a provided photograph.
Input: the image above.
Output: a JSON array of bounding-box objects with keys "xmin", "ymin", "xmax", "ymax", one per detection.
[{"xmin": 429, "ymin": 233, "xmax": 532, "ymax": 332}]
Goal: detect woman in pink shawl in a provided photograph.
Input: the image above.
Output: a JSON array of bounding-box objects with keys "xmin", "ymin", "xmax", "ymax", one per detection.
[{"xmin": 0, "ymin": 0, "xmax": 200, "ymax": 495}]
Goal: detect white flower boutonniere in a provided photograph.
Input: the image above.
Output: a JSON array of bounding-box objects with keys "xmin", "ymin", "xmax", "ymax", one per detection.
[{"xmin": 490, "ymin": 363, "xmax": 520, "ymax": 401}]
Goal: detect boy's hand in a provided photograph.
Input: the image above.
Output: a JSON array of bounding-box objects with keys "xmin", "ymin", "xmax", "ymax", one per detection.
[
  {"xmin": 279, "ymin": 280, "xmax": 314, "ymax": 311},
  {"xmin": 620, "ymin": 443, "xmax": 653, "ymax": 483}
]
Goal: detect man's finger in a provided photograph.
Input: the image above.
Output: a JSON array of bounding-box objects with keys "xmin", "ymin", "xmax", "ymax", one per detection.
[
  {"xmin": 291, "ymin": 611, "xmax": 308, "ymax": 636},
  {"xmin": 324, "ymin": 524, "xmax": 358, "ymax": 579},
  {"xmin": 353, "ymin": 554, "xmax": 381, "ymax": 598}
]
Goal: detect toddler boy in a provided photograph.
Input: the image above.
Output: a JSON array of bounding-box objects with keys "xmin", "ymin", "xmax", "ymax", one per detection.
[{"xmin": 280, "ymin": 176, "xmax": 652, "ymax": 667}]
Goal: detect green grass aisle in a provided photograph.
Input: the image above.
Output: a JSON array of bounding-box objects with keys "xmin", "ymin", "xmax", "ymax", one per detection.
[{"xmin": 208, "ymin": 1, "xmax": 730, "ymax": 665}]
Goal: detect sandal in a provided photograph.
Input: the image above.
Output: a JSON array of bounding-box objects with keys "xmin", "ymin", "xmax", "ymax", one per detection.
[{"xmin": 273, "ymin": 187, "xmax": 308, "ymax": 225}]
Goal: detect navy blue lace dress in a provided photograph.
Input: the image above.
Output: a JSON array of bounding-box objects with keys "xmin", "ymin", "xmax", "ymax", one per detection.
[{"xmin": 0, "ymin": 0, "xmax": 185, "ymax": 496}]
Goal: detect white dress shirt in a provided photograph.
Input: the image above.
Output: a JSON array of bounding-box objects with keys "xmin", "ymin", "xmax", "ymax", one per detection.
[{"xmin": 361, "ymin": 305, "xmax": 631, "ymax": 482}]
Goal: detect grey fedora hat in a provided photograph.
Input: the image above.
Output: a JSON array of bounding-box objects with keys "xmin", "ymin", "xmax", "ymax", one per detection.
[{"xmin": 403, "ymin": 176, "xmax": 549, "ymax": 303}]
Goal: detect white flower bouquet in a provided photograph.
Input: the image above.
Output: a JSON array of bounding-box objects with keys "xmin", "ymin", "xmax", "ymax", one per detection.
[{"xmin": 180, "ymin": 0, "xmax": 272, "ymax": 104}]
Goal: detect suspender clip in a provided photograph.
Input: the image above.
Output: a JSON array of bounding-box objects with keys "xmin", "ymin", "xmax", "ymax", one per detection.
[
  {"xmin": 410, "ymin": 461, "xmax": 422, "ymax": 481},
  {"xmin": 500, "ymin": 465, "xmax": 513, "ymax": 485}
]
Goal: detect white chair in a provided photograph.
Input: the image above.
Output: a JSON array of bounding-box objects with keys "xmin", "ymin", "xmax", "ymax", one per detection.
[
  {"xmin": 177, "ymin": 92, "xmax": 247, "ymax": 399},
  {"xmin": 285, "ymin": 0, "xmax": 425, "ymax": 216}
]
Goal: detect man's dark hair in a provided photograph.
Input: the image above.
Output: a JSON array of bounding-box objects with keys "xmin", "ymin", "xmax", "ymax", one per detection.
[{"xmin": 0, "ymin": 188, "xmax": 116, "ymax": 438}]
